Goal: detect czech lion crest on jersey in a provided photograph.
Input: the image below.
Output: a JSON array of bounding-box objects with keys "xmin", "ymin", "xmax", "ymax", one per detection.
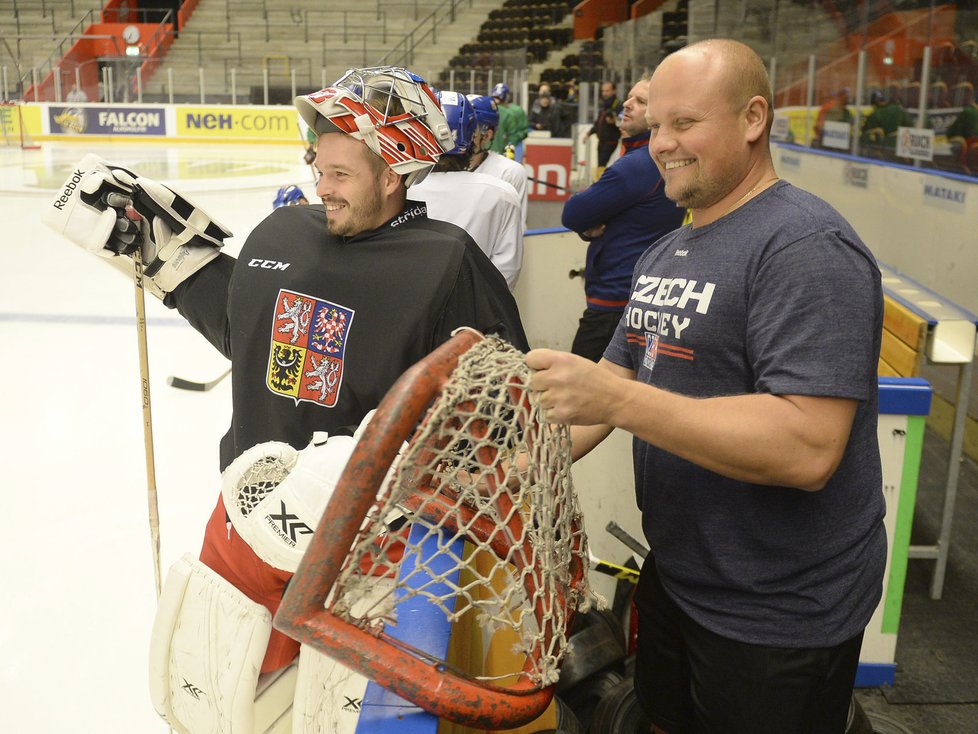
[{"xmin": 266, "ymin": 288, "xmax": 354, "ymax": 407}]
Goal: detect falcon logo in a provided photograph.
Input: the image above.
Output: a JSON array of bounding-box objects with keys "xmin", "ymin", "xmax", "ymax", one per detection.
[
  {"xmin": 342, "ymin": 696, "xmax": 362, "ymax": 713},
  {"xmin": 182, "ymin": 679, "xmax": 204, "ymax": 700},
  {"xmin": 266, "ymin": 501, "xmax": 314, "ymax": 546}
]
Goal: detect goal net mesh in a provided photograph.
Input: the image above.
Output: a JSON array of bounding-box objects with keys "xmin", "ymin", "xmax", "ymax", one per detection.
[{"xmin": 277, "ymin": 331, "xmax": 595, "ymax": 727}]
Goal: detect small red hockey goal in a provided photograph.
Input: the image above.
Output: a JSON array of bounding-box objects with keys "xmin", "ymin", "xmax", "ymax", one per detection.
[{"xmin": 0, "ymin": 101, "xmax": 41, "ymax": 150}]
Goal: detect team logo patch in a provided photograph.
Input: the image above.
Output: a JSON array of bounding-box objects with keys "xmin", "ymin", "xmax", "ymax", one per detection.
[
  {"xmin": 267, "ymin": 289, "xmax": 354, "ymax": 407},
  {"xmin": 642, "ymin": 332, "xmax": 659, "ymax": 371}
]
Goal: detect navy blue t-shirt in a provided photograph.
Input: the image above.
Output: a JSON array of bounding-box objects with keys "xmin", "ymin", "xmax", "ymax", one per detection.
[{"xmin": 604, "ymin": 180, "xmax": 887, "ymax": 647}]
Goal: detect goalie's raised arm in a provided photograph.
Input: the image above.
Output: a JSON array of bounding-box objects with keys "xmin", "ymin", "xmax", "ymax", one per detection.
[{"xmin": 44, "ymin": 153, "xmax": 233, "ymax": 298}]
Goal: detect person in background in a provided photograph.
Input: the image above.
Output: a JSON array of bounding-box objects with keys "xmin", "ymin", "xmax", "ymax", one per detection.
[
  {"xmin": 467, "ymin": 94, "xmax": 529, "ymax": 227},
  {"xmin": 528, "ymin": 39, "xmax": 885, "ymax": 734},
  {"xmin": 561, "ymin": 73, "xmax": 684, "ymax": 362},
  {"xmin": 272, "ymin": 184, "xmax": 308, "ymax": 208},
  {"xmin": 410, "ymin": 91, "xmax": 524, "ymax": 290},
  {"xmin": 564, "ymin": 80, "xmax": 580, "ymax": 104},
  {"xmin": 489, "ymin": 82, "xmax": 529, "ymax": 160},
  {"xmin": 584, "ymin": 80, "xmax": 622, "ymax": 176},
  {"xmin": 530, "ymin": 82, "xmax": 552, "ymax": 116},
  {"xmin": 66, "ymin": 84, "xmax": 88, "ymax": 103},
  {"xmin": 813, "ymin": 86, "xmax": 852, "ymax": 147},
  {"xmin": 529, "ymin": 88, "xmax": 569, "ymax": 137},
  {"xmin": 860, "ymin": 88, "xmax": 913, "ymax": 151},
  {"xmin": 945, "ymin": 87, "xmax": 978, "ymax": 165}
]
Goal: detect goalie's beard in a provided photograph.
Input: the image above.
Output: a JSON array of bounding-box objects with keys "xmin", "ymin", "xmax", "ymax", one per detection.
[{"xmin": 322, "ymin": 179, "xmax": 385, "ymax": 238}]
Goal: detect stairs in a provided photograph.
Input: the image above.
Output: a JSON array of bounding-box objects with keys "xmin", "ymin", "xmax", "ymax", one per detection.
[
  {"xmin": 146, "ymin": 0, "xmax": 507, "ymax": 103},
  {"xmin": 0, "ymin": 0, "xmax": 104, "ymax": 92}
]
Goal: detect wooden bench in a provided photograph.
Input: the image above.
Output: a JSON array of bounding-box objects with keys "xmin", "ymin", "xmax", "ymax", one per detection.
[
  {"xmin": 879, "ymin": 294, "xmax": 928, "ymax": 378},
  {"xmin": 877, "ymin": 263, "xmax": 978, "ymax": 599}
]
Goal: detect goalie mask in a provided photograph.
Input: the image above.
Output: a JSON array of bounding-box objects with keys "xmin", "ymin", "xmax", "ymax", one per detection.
[
  {"xmin": 221, "ymin": 431, "xmax": 359, "ymax": 573},
  {"xmin": 294, "ymin": 66, "xmax": 454, "ymax": 187}
]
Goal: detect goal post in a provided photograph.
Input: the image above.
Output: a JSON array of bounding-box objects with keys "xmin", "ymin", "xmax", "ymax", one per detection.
[
  {"xmin": 274, "ymin": 329, "xmax": 594, "ymax": 729},
  {"xmin": 0, "ymin": 101, "xmax": 41, "ymax": 150}
]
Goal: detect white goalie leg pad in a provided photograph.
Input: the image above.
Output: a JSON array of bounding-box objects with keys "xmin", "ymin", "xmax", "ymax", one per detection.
[
  {"xmin": 292, "ymin": 645, "xmax": 370, "ymax": 734},
  {"xmin": 149, "ymin": 554, "xmax": 278, "ymax": 734},
  {"xmin": 290, "ymin": 575, "xmax": 396, "ymax": 734}
]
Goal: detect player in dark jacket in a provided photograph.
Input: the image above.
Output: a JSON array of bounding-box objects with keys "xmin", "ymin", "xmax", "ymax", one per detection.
[{"xmin": 562, "ymin": 75, "xmax": 685, "ymax": 361}]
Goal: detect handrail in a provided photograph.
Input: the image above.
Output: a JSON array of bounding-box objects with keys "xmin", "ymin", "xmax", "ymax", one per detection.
[
  {"xmin": 319, "ymin": 30, "xmax": 391, "ymax": 72},
  {"xmin": 379, "ymin": 0, "xmax": 469, "ymax": 68},
  {"xmin": 7, "ymin": 11, "xmax": 56, "ymax": 39},
  {"xmin": 302, "ymin": 9, "xmax": 387, "ymax": 45},
  {"xmin": 178, "ymin": 30, "xmax": 243, "ymax": 66},
  {"xmin": 225, "ymin": 0, "xmax": 267, "ymax": 31},
  {"xmin": 16, "ymin": 7, "xmax": 101, "ymax": 98}
]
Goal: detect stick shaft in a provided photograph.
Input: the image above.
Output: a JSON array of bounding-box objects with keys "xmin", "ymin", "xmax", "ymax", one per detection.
[
  {"xmin": 133, "ymin": 254, "xmax": 163, "ymax": 598},
  {"xmin": 526, "ymin": 176, "xmax": 566, "ymax": 192},
  {"xmin": 167, "ymin": 367, "xmax": 231, "ymax": 391},
  {"xmin": 606, "ymin": 520, "xmax": 649, "ymax": 559}
]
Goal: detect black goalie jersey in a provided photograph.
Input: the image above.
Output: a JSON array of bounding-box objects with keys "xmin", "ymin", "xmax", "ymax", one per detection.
[{"xmin": 165, "ymin": 201, "xmax": 529, "ymax": 471}]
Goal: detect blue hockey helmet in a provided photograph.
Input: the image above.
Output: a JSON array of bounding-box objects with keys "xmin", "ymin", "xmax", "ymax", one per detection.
[
  {"xmin": 436, "ymin": 90, "xmax": 476, "ymax": 156},
  {"xmin": 466, "ymin": 94, "xmax": 499, "ymax": 131},
  {"xmin": 490, "ymin": 82, "xmax": 509, "ymax": 101},
  {"xmin": 273, "ymin": 185, "xmax": 307, "ymax": 208}
]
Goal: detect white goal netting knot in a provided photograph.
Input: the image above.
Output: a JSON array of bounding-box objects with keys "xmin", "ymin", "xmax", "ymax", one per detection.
[{"xmin": 329, "ymin": 335, "xmax": 593, "ymax": 687}]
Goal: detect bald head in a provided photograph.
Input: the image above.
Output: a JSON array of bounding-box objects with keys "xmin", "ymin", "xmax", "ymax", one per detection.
[
  {"xmin": 664, "ymin": 39, "xmax": 773, "ymax": 134},
  {"xmin": 645, "ymin": 38, "xmax": 778, "ymax": 223}
]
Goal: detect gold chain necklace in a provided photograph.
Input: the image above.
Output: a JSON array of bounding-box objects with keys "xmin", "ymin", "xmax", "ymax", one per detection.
[{"xmin": 723, "ymin": 176, "xmax": 780, "ymax": 217}]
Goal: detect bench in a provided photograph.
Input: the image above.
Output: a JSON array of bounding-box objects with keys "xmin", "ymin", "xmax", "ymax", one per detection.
[{"xmin": 877, "ymin": 261, "xmax": 978, "ymax": 599}]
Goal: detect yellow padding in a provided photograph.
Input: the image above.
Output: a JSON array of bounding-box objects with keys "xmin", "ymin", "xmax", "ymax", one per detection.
[{"xmin": 879, "ymin": 294, "xmax": 927, "ymax": 377}]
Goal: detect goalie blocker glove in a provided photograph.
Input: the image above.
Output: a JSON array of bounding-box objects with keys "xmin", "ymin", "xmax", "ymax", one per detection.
[{"xmin": 44, "ymin": 153, "xmax": 232, "ymax": 296}]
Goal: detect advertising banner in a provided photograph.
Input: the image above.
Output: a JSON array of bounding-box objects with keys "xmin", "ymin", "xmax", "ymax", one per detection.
[
  {"xmin": 48, "ymin": 105, "xmax": 166, "ymax": 136},
  {"xmin": 523, "ymin": 138, "xmax": 573, "ymax": 202},
  {"xmin": 175, "ymin": 106, "xmax": 300, "ymax": 141},
  {"xmin": 896, "ymin": 126, "xmax": 934, "ymax": 161}
]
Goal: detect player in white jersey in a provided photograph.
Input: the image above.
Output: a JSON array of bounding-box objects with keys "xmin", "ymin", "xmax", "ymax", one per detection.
[
  {"xmin": 409, "ymin": 91, "xmax": 524, "ymax": 289},
  {"xmin": 466, "ymin": 94, "xmax": 529, "ymax": 227}
]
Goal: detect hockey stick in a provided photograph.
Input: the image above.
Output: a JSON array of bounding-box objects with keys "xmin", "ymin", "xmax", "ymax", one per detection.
[
  {"xmin": 588, "ymin": 551, "xmax": 640, "ymax": 584},
  {"xmin": 526, "ymin": 176, "xmax": 567, "ymax": 192},
  {"xmin": 166, "ymin": 367, "xmax": 231, "ymax": 392},
  {"xmin": 132, "ymin": 248, "xmax": 164, "ymax": 599},
  {"xmin": 606, "ymin": 520, "xmax": 649, "ymax": 560}
]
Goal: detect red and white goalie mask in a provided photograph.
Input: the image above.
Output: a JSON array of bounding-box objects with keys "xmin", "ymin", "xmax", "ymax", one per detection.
[{"xmin": 294, "ymin": 66, "xmax": 454, "ymax": 187}]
